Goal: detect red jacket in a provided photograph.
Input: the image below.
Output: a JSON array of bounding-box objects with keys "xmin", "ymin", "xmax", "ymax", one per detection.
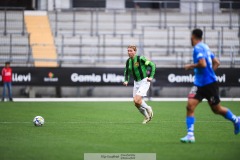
[{"xmin": 2, "ymin": 67, "xmax": 12, "ymax": 82}]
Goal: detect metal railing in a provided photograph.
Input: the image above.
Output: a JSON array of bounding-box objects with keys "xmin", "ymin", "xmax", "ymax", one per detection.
[
  {"xmin": 1, "ymin": 1, "xmax": 239, "ymax": 36},
  {"xmin": 0, "ymin": 7, "xmax": 25, "ymax": 35},
  {"xmin": 55, "ymin": 33, "xmax": 143, "ymax": 65},
  {"xmin": 49, "ymin": 1, "xmax": 240, "ymax": 36},
  {"xmin": 1, "ymin": 40, "xmax": 239, "ymax": 68},
  {"xmin": 133, "ymin": 0, "xmax": 240, "ymax": 29},
  {"xmin": 0, "ymin": 28, "xmax": 239, "ymax": 67},
  {"xmin": 0, "ymin": 33, "xmax": 31, "ymax": 64},
  {"xmin": 140, "ymin": 25, "xmax": 240, "ymax": 56},
  {"xmin": 49, "ymin": 1, "xmax": 240, "ymax": 58},
  {"xmin": 51, "ymin": 8, "xmax": 138, "ymax": 37},
  {"xmin": 0, "ymin": 1, "xmax": 240, "ymax": 67}
]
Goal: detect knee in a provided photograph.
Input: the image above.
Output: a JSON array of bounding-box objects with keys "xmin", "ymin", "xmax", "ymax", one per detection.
[
  {"xmin": 211, "ymin": 108, "xmax": 220, "ymax": 114},
  {"xmin": 134, "ymin": 97, "xmax": 142, "ymax": 107},
  {"xmin": 211, "ymin": 105, "xmax": 222, "ymax": 115},
  {"xmin": 186, "ymin": 105, "xmax": 194, "ymax": 113}
]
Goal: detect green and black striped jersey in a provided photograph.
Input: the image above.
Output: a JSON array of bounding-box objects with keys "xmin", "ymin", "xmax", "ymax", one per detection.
[{"xmin": 124, "ymin": 55, "xmax": 156, "ymax": 82}]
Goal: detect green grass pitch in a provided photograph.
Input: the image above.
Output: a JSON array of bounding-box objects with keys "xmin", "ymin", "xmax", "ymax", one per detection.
[{"xmin": 0, "ymin": 101, "xmax": 240, "ymax": 160}]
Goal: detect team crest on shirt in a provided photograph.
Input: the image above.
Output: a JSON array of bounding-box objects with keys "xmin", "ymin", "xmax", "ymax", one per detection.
[{"xmin": 134, "ymin": 62, "xmax": 139, "ymax": 67}]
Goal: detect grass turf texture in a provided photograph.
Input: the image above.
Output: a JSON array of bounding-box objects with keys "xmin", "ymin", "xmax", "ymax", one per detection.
[{"xmin": 0, "ymin": 101, "xmax": 240, "ymax": 160}]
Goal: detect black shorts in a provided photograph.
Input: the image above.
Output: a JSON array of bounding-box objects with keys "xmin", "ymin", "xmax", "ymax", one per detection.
[{"xmin": 188, "ymin": 82, "xmax": 220, "ymax": 106}]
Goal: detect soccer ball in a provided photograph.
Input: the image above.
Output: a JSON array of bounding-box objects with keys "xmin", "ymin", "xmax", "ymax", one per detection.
[{"xmin": 33, "ymin": 116, "xmax": 44, "ymax": 126}]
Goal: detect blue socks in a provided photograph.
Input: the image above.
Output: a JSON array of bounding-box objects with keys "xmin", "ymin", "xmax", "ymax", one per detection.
[
  {"xmin": 225, "ymin": 109, "xmax": 238, "ymax": 123},
  {"xmin": 185, "ymin": 110, "xmax": 237, "ymax": 136},
  {"xmin": 186, "ymin": 116, "xmax": 195, "ymax": 135}
]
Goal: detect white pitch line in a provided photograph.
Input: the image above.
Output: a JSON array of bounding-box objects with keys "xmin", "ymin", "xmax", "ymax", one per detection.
[
  {"xmin": 10, "ymin": 97, "xmax": 240, "ymax": 102},
  {"xmin": 0, "ymin": 121, "xmax": 229, "ymax": 124},
  {"xmin": 13, "ymin": 98, "xmax": 133, "ymax": 102}
]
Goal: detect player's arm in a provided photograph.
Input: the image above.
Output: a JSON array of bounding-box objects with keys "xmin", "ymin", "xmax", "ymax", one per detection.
[
  {"xmin": 123, "ymin": 59, "xmax": 130, "ymax": 86},
  {"xmin": 185, "ymin": 58, "xmax": 206, "ymax": 70},
  {"xmin": 1, "ymin": 69, "xmax": 4, "ymax": 84},
  {"xmin": 1, "ymin": 69, "xmax": 5, "ymax": 78},
  {"xmin": 212, "ymin": 57, "xmax": 220, "ymax": 71},
  {"xmin": 141, "ymin": 56, "xmax": 156, "ymax": 82},
  {"xmin": 146, "ymin": 61, "xmax": 156, "ymax": 82}
]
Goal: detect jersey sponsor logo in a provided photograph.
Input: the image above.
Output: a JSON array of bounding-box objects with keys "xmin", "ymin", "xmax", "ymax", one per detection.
[
  {"xmin": 209, "ymin": 96, "xmax": 220, "ymax": 105},
  {"xmin": 188, "ymin": 86, "xmax": 197, "ymax": 98},
  {"xmin": 189, "ymin": 86, "xmax": 198, "ymax": 94},
  {"xmin": 4, "ymin": 72, "xmax": 11, "ymax": 76},
  {"xmin": 134, "ymin": 62, "xmax": 139, "ymax": 67}
]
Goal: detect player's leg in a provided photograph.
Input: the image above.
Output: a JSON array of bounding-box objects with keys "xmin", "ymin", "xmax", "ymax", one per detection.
[
  {"xmin": 2, "ymin": 82, "xmax": 6, "ymax": 102},
  {"xmin": 180, "ymin": 98, "xmax": 199, "ymax": 143},
  {"xmin": 181, "ymin": 86, "xmax": 202, "ymax": 143},
  {"xmin": 6, "ymin": 82, "xmax": 10, "ymax": 100},
  {"xmin": 137, "ymin": 79, "xmax": 153, "ymax": 120},
  {"xmin": 133, "ymin": 82, "xmax": 150, "ymax": 123},
  {"xmin": 134, "ymin": 95, "xmax": 148, "ymax": 116},
  {"xmin": 206, "ymin": 82, "xmax": 240, "ymax": 135},
  {"xmin": 134, "ymin": 95, "xmax": 150, "ymax": 124},
  {"xmin": 141, "ymin": 99, "xmax": 153, "ymax": 120},
  {"xmin": 133, "ymin": 79, "xmax": 152, "ymax": 124},
  {"xmin": 136, "ymin": 79, "xmax": 153, "ymax": 123},
  {"xmin": 209, "ymin": 103, "xmax": 240, "ymax": 135},
  {"xmin": 7, "ymin": 82, "xmax": 13, "ymax": 101}
]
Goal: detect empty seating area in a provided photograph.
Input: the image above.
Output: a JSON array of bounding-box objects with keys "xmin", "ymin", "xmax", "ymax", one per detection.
[
  {"xmin": 0, "ymin": 10, "xmax": 31, "ymax": 66},
  {"xmin": 48, "ymin": 9, "xmax": 240, "ymax": 67},
  {"xmin": 0, "ymin": 33, "xmax": 31, "ymax": 66},
  {"xmin": 0, "ymin": 5, "xmax": 239, "ymax": 67},
  {"xmin": 0, "ymin": 10, "xmax": 26, "ymax": 34}
]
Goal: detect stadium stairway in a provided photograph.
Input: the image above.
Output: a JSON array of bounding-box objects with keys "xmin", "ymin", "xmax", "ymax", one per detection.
[{"xmin": 25, "ymin": 11, "xmax": 58, "ymax": 67}]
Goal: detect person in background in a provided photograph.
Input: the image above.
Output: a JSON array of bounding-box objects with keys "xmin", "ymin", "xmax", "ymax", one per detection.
[{"xmin": 2, "ymin": 61, "xmax": 13, "ymax": 102}]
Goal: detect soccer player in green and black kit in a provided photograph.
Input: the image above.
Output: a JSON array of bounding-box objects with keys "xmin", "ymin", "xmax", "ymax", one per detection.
[{"xmin": 123, "ymin": 45, "xmax": 156, "ymax": 124}]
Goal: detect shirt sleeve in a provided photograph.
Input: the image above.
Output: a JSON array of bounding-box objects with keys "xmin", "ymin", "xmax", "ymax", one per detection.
[
  {"xmin": 124, "ymin": 59, "xmax": 130, "ymax": 82},
  {"xmin": 194, "ymin": 47, "xmax": 204, "ymax": 62},
  {"xmin": 2, "ymin": 68, "xmax": 4, "ymax": 76},
  {"xmin": 210, "ymin": 52, "xmax": 215, "ymax": 59},
  {"xmin": 1, "ymin": 68, "xmax": 4, "ymax": 82},
  {"xmin": 140, "ymin": 56, "xmax": 156, "ymax": 79}
]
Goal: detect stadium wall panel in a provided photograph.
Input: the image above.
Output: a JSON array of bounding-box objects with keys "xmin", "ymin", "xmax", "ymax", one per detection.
[{"xmin": 0, "ymin": 67, "xmax": 239, "ymax": 87}]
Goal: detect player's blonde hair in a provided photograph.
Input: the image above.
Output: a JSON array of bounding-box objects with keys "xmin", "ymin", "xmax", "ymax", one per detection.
[{"xmin": 127, "ymin": 45, "xmax": 137, "ymax": 52}]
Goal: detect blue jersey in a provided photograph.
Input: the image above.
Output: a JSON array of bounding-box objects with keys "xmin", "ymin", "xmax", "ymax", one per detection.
[{"xmin": 193, "ymin": 42, "xmax": 217, "ymax": 87}]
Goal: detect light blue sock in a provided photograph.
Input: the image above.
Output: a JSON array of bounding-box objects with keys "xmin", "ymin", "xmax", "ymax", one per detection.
[
  {"xmin": 225, "ymin": 109, "xmax": 238, "ymax": 123},
  {"xmin": 186, "ymin": 116, "xmax": 195, "ymax": 135}
]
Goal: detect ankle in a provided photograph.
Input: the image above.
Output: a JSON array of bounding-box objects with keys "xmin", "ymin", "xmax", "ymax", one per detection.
[{"xmin": 187, "ymin": 132, "xmax": 194, "ymax": 136}]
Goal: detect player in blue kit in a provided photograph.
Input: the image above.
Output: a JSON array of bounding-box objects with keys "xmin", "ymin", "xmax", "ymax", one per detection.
[{"xmin": 180, "ymin": 29, "xmax": 240, "ymax": 143}]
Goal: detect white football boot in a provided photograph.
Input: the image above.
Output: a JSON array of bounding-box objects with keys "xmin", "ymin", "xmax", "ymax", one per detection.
[
  {"xmin": 142, "ymin": 117, "xmax": 151, "ymax": 124},
  {"xmin": 147, "ymin": 106, "xmax": 153, "ymax": 121}
]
